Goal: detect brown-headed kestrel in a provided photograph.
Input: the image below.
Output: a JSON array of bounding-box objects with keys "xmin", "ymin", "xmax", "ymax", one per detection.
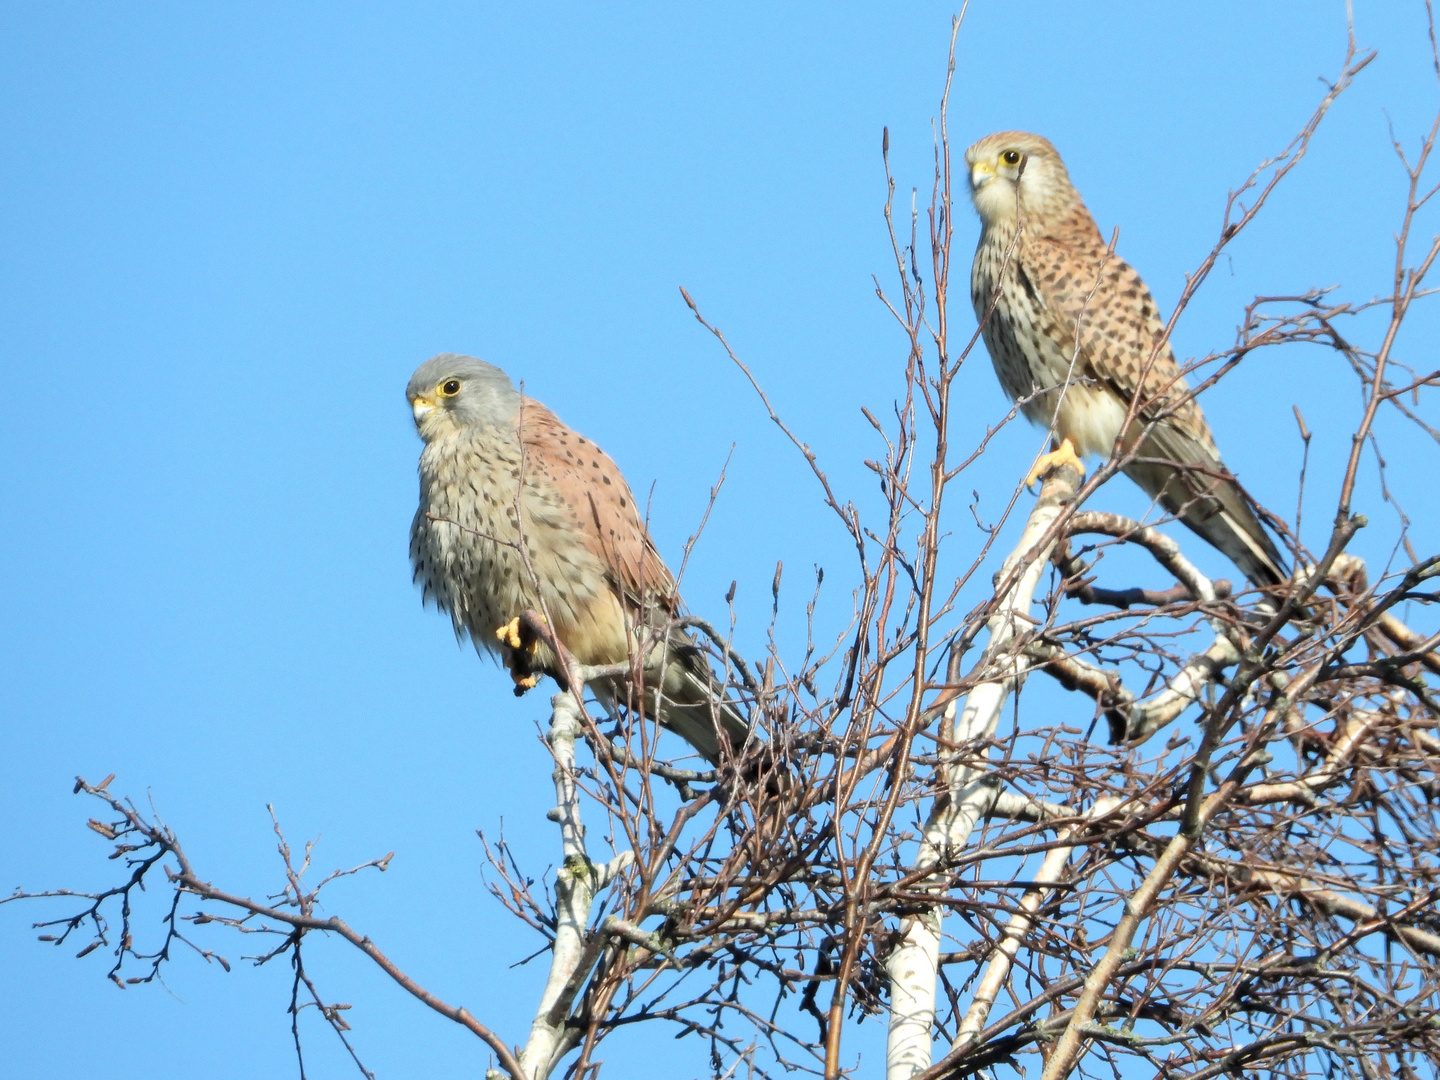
[
  {"xmin": 407, "ymin": 353, "xmax": 749, "ymax": 762},
  {"xmin": 965, "ymin": 131, "xmax": 1285, "ymax": 586}
]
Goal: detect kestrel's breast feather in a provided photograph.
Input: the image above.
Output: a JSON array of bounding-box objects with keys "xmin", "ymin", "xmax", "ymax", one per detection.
[{"xmin": 1025, "ymin": 217, "xmax": 1216, "ymax": 456}]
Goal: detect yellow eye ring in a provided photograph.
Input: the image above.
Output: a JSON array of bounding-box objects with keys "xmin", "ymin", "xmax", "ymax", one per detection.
[
  {"xmin": 1001, "ymin": 149, "xmax": 1022, "ymax": 166},
  {"xmin": 440, "ymin": 379, "xmax": 462, "ymax": 396}
]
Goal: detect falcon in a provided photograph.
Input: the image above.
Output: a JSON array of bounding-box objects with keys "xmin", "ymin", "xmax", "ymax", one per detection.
[
  {"xmin": 407, "ymin": 353, "xmax": 749, "ymax": 762},
  {"xmin": 965, "ymin": 131, "xmax": 1285, "ymax": 586}
]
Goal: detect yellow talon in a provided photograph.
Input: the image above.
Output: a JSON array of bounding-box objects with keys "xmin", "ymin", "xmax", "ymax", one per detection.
[
  {"xmin": 511, "ymin": 671, "xmax": 541, "ymax": 691},
  {"xmin": 496, "ymin": 617, "xmax": 523, "ymax": 649},
  {"xmin": 1024, "ymin": 437, "xmax": 1086, "ymax": 489}
]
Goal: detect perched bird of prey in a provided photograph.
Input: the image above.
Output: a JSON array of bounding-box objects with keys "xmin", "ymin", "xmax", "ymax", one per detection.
[
  {"xmin": 407, "ymin": 353, "xmax": 749, "ymax": 762},
  {"xmin": 965, "ymin": 131, "xmax": 1285, "ymax": 586}
]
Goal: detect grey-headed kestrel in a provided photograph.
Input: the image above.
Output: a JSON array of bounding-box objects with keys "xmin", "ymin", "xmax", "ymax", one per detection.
[
  {"xmin": 966, "ymin": 131, "xmax": 1286, "ymax": 586},
  {"xmin": 407, "ymin": 353, "xmax": 750, "ymax": 762}
]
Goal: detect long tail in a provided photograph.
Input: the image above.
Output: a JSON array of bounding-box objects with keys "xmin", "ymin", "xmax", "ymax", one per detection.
[
  {"xmin": 1125, "ymin": 432, "xmax": 1286, "ymax": 588},
  {"xmin": 592, "ymin": 635, "xmax": 752, "ymax": 764}
]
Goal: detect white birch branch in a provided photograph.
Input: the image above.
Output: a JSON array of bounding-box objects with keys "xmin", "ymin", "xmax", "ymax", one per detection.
[
  {"xmin": 950, "ymin": 795, "xmax": 1121, "ymax": 1054},
  {"xmin": 1241, "ymin": 866, "xmax": 1440, "ymax": 957},
  {"xmin": 884, "ymin": 467, "xmax": 1079, "ymax": 1080},
  {"xmin": 508, "ymin": 692, "xmax": 633, "ymax": 1080},
  {"xmin": 1058, "ymin": 511, "xmax": 1242, "ymax": 743}
]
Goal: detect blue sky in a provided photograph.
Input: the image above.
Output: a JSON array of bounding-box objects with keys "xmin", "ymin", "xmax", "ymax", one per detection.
[{"xmin": 3, "ymin": 3, "xmax": 1437, "ymax": 1077}]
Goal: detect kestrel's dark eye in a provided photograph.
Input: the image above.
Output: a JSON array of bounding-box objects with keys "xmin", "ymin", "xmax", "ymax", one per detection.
[
  {"xmin": 1002, "ymin": 149, "xmax": 1022, "ymax": 166},
  {"xmin": 441, "ymin": 380, "xmax": 461, "ymax": 396}
]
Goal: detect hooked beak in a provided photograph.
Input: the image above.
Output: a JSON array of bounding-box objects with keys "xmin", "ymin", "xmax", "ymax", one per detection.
[
  {"xmin": 411, "ymin": 395, "xmax": 435, "ymax": 423},
  {"xmin": 969, "ymin": 161, "xmax": 996, "ymax": 192}
]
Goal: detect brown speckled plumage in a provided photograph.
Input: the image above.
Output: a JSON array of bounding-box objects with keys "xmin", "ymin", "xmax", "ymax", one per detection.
[
  {"xmin": 965, "ymin": 131, "xmax": 1285, "ymax": 586},
  {"xmin": 408, "ymin": 353, "xmax": 748, "ymax": 761}
]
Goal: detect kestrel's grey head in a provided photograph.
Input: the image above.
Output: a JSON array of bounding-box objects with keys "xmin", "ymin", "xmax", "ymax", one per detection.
[
  {"xmin": 406, "ymin": 353, "xmax": 522, "ymax": 442},
  {"xmin": 964, "ymin": 131, "xmax": 1080, "ymax": 227}
]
